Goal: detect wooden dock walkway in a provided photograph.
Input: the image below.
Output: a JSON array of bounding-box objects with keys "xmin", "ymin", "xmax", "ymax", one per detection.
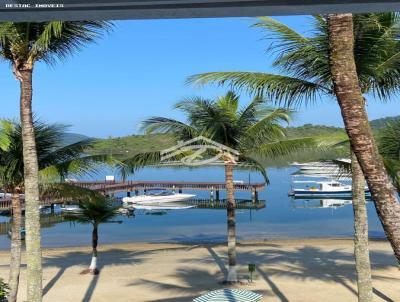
[
  {"xmin": 0, "ymin": 180, "xmax": 266, "ymax": 210},
  {"xmin": 73, "ymin": 180, "xmax": 265, "ymax": 194}
]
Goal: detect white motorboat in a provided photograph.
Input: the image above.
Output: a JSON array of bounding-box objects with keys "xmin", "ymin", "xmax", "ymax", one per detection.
[
  {"xmin": 122, "ymin": 190, "xmax": 196, "ymax": 204},
  {"xmin": 60, "ymin": 204, "xmax": 82, "ymax": 213},
  {"xmin": 289, "ymin": 180, "xmax": 370, "ymax": 197}
]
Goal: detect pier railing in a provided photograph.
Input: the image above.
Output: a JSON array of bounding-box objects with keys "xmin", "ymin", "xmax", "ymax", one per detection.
[
  {"xmin": 0, "ymin": 180, "xmax": 265, "ymax": 210},
  {"xmin": 73, "ymin": 180, "xmax": 265, "ymax": 193}
]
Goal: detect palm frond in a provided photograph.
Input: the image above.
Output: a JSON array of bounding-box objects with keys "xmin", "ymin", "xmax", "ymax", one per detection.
[
  {"xmin": 64, "ymin": 195, "xmax": 120, "ymax": 225},
  {"xmin": 30, "ymin": 21, "xmax": 113, "ymax": 64},
  {"xmin": 378, "ymin": 120, "xmax": 400, "ymax": 160},
  {"xmin": 253, "ymin": 16, "xmax": 309, "ymax": 51},
  {"xmin": 240, "ymin": 108, "xmax": 293, "ymax": 150},
  {"xmin": 141, "ymin": 117, "xmax": 199, "ymax": 140},
  {"xmin": 252, "ymin": 137, "xmax": 317, "ymax": 159},
  {"xmin": 40, "ymin": 182, "xmax": 103, "ymax": 203},
  {"xmin": 187, "ymin": 72, "xmax": 329, "ymax": 106},
  {"xmin": 0, "ymin": 119, "xmax": 13, "ymax": 151},
  {"xmin": 383, "ymin": 158, "xmax": 400, "ymax": 193},
  {"xmin": 238, "ymin": 155, "xmax": 269, "ymax": 184},
  {"xmin": 116, "ymin": 151, "xmax": 162, "ymax": 180}
]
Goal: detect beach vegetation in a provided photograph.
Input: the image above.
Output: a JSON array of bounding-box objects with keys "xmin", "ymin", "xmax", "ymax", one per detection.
[
  {"xmin": 64, "ymin": 197, "xmax": 120, "ymax": 275},
  {"xmin": 0, "ymin": 278, "xmax": 8, "ymax": 302}
]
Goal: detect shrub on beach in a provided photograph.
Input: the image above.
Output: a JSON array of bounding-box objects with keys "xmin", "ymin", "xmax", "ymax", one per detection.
[{"xmin": 0, "ymin": 278, "xmax": 9, "ymax": 301}]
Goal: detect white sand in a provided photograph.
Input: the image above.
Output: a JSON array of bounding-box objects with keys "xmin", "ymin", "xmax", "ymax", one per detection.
[{"xmin": 0, "ymin": 239, "xmax": 399, "ymax": 302}]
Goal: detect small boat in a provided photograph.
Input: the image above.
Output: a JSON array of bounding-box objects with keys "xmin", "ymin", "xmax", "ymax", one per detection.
[
  {"xmin": 117, "ymin": 208, "xmax": 135, "ymax": 217},
  {"xmin": 122, "ymin": 190, "xmax": 196, "ymax": 204},
  {"xmin": 289, "ymin": 180, "xmax": 370, "ymax": 197},
  {"xmin": 60, "ymin": 204, "xmax": 82, "ymax": 213}
]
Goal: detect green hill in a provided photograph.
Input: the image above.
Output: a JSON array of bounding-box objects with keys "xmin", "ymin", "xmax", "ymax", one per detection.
[
  {"xmin": 86, "ymin": 116, "xmax": 399, "ymax": 157},
  {"xmin": 286, "ymin": 124, "xmax": 345, "ymax": 138},
  {"xmin": 370, "ymin": 115, "xmax": 400, "ymax": 129},
  {"xmin": 89, "ymin": 133, "xmax": 175, "ymax": 156}
]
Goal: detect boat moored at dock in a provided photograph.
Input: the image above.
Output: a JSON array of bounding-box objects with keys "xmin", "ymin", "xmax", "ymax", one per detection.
[
  {"xmin": 122, "ymin": 190, "xmax": 196, "ymax": 204},
  {"xmin": 289, "ymin": 180, "xmax": 370, "ymax": 197}
]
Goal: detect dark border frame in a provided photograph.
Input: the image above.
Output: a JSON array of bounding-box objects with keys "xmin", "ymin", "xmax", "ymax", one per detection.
[{"xmin": 0, "ymin": 0, "xmax": 399, "ymax": 21}]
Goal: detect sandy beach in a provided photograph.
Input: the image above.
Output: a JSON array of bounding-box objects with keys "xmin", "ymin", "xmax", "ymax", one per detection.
[{"xmin": 0, "ymin": 239, "xmax": 398, "ymax": 302}]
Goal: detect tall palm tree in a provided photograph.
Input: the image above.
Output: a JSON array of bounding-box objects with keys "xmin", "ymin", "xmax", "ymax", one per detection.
[
  {"xmin": 123, "ymin": 92, "xmax": 314, "ymax": 282},
  {"xmin": 188, "ymin": 13, "xmax": 400, "ymax": 298},
  {"xmin": 327, "ymin": 12, "xmax": 400, "ymax": 274},
  {"xmin": 0, "ymin": 21, "xmax": 111, "ymax": 301},
  {"xmin": 65, "ymin": 196, "xmax": 120, "ymax": 275},
  {"xmin": 0, "ymin": 120, "xmax": 107, "ymax": 302}
]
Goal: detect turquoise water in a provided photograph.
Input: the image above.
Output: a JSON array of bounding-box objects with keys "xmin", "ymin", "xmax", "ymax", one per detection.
[{"xmin": 0, "ymin": 167, "xmax": 384, "ymax": 249}]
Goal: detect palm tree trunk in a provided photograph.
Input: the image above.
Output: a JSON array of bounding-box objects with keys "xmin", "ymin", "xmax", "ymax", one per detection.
[
  {"xmin": 351, "ymin": 152, "xmax": 373, "ymax": 302},
  {"xmin": 328, "ymin": 13, "xmax": 400, "ymax": 263},
  {"xmin": 225, "ymin": 163, "xmax": 237, "ymax": 282},
  {"xmin": 8, "ymin": 191, "xmax": 22, "ymax": 302},
  {"xmin": 18, "ymin": 68, "xmax": 43, "ymax": 301},
  {"xmin": 89, "ymin": 224, "xmax": 99, "ymax": 275}
]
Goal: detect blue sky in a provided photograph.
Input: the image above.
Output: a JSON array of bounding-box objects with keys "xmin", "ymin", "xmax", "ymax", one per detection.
[{"xmin": 0, "ymin": 16, "xmax": 399, "ymax": 138}]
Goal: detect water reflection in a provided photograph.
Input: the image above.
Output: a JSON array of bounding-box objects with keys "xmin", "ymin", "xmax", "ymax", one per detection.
[
  {"xmin": 291, "ymin": 196, "xmax": 373, "ymax": 209},
  {"xmin": 0, "ymin": 167, "xmax": 386, "ymax": 248}
]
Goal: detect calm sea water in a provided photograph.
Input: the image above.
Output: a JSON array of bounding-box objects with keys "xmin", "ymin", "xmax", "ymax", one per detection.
[{"xmin": 0, "ymin": 167, "xmax": 384, "ymax": 249}]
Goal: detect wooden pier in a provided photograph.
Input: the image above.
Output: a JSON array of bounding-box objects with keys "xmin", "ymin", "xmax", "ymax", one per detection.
[
  {"xmin": 0, "ymin": 197, "xmax": 65, "ymax": 212},
  {"xmin": 73, "ymin": 180, "xmax": 265, "ymax": 195},
  {"xmin": 0, "ymin": 180, "xmax": 265, "ymax": 211}
]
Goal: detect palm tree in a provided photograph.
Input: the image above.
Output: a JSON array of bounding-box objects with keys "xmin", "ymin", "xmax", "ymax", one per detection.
[
  {"xmin": 0, "ymin": 21, "xmax": 111, "ymax": 301},
  {"xmin": 0, "ymin": 119, "xmax": 107, "ymax": 302},
  {"xmin": 188, "ymin": 13, "xmax": 400, "ymax": 299},
  {"xmin": 64, "ymin": 196, "xmax": 120, "ymax": 275},
  {"xmin": 123, "ymin": 91, "xmax": 314, "ymax": 282}
]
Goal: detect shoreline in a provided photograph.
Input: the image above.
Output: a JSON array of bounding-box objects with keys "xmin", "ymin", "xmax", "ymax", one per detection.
[
  {"xmin": 0, "ymin": 236, "xmax": 389, "ymax": 251},
  {"xmin": 0, "ymin": 237, "xmax": 388, "ymax": 254},
  {"xmin": 0, "ymin": 238, "xmax": 398, "ymax": 301}
]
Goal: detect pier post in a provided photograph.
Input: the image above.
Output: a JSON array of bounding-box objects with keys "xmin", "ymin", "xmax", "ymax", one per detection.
[
  {"xmin": 216, "ymin": 190, "xmax": 220, "ymax": 201},
  {"xmin": 252, "ymin": 189, "xmax": 258, "ymax": 203},
  {"xmin": 135, "ymin": 190, "xmax": 139, "ymax": 196},
  {"xmin": 210, "ymin": 188, "xmax": 214, "ymax": 201},
  {"xmin": 179, "ymin": 188, "xmax": 182, "ymax": 194},
  {"xmin": 50, "ymin": 203, "xmax": 55, "ymax": 213},
  {"xmin": 127, "ymin": 191, "xmax": 131, "ymax": 197}
]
